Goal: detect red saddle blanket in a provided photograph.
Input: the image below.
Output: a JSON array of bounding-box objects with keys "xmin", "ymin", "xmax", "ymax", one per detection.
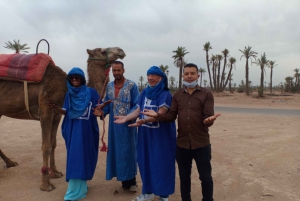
[{"xmin": 0, "ymin": 53, "xmax": 55, "ymax": 83}]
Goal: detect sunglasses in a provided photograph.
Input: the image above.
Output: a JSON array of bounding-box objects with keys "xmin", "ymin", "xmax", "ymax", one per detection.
[{"xmin": 68, "ymin": 75, "xmax": 81, "ymax": 81}]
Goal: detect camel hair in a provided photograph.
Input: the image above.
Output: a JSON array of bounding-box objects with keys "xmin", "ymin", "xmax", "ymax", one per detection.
[{"xmin": 0, "ymin": 47, "xmax": 126, "ymax": 191}]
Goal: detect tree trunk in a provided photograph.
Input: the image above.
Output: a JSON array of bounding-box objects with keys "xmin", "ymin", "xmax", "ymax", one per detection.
[
  {"xmin": 206, "ymin": 51, "xmax": 213, "ymax": 92},
  {"xmin": 270, "ymin": 68, "xmax": 273, "ymax": 94},
  {"xmin": 217, "ymin": 61, "xmax": 221, "ymax": 92},
  {"xmin": 223, "ymin": 65, "xmax": 233, "ymax": 91},
  {"xmin": 213, "ymin": 63, "xmax": 217, "ymax": 92},
  {"xmin": 245, "ymin": 59, "xmax": 249, "ymax": 96},
  {"xmin": 212, "ymin": 65, "xmax": 216, "ymax": 91},
  {"xmin": 178, "ymin": 64, "xmax": 182, "ymax": 89},
  {"xmin": 259, "ymin": 66, "xmax": 264, "ymax": 96},
  {"xmin": 200, "ymin": 73, "xmax": 203, "ymax": 87},
  {"xmin": 220, "ymin": 57, "xmax": 227, "ymax": 91}
]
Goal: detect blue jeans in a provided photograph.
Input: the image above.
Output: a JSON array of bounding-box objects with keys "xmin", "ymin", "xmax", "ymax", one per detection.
[{"xmin": 176, "ymin": 145, "xmax": 214, "ymax": 201}]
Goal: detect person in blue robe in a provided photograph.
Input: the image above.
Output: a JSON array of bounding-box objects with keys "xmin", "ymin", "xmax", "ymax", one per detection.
[
  {"xmin": 93, "ymin": 61, "xmax": 139, "ymax": 195},
  {"xmin": 114, "ymin": 66, "xmax": 176, "ymax": 201},
  {"xmin": 50, "ymin": 67, "xmax": 100, "ymax": 201}
]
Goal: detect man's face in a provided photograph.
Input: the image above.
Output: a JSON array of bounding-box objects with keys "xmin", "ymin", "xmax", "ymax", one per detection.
[
  {"xmin": 147, "ymin": 74, "xmax": 162, "ymax": 87},
  {"xmin": 112, "ymin": 63, "xmax": 124, "ymax": 80},
  {"xmin": 182, "ymin": 67, "xmax": 199, "ymax": 83}
]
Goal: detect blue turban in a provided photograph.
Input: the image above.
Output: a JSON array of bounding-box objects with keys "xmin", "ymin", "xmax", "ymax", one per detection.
[
  {"xmin": 67, "ymin": 67, "xmax": 91, "ymax": 119},
  {"xmin": 145, "ymin": 66, "xmax": 168, "ymax": 100}
]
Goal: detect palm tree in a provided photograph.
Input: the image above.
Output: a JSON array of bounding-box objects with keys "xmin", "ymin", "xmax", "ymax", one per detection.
[
  {"xmin": 285, "ymin": 76, "xmax": 294, "ymax": 92},
  {"xmin": 172, "ymin": 46, "xmax": 189, "ymax": 89},
  {"xmin": 216, "ymin": 54, "xmax": 223, "ymax": 92},
  {"xmin": 248, "ymin": 80, "xmax": 252, "ymax": 93},
  {"xmin": 203, "ymin": 42, "xmax": 213, "ymax": 92},
  {"xmin": 223, "ymin": 57, "xmax": 236, "ymax": 91},
  {"xmin": 229, "ymin": 73, "xmax": 234, "ymax": 93},
  {"xmin": 293, "ymin": 69, "xmax": 300, "ymax": 92},
  {"xmin": 198, "ymin": 68, "xmax": 206, "ymax": 87},
  {"xmin": 169, "ymin": 76, "xmax": 176, "ymax": 87},
  {"xmin": 144, "ymin": 82, "xmax": 149, "ymax": 89},
  {"xmin": 268, "ymin": 60, "xmax": 277, "ymax": 94},
  {"xmin": 233, "ymin": 83, "xmax": 236, "ymax": 92},
  {"xmin": 203, "ymin": 79, "xmax": 207, "ymax": 88},
  {"xmin": 253, "ymin": 53, "xmax": 268, "ymax": 97},
  {"xmin": 209, "ymin": 54, "xmax": 217, "ymax": 91},
  {"xmin": 168, "ymin": 76, "xmax": 176, "ymax": 92},
  {"xmin": 4, "ymin": 40, "xmax": 30, "ymax": 53},
  {"xmin": 139, "ymin": 76, "xmax": 144, "ymax": 91},
  {"xmin": 220, "ymin": 49, "xmax": 229, "ymax": 89},
  {"xmin": 239, "ymin": 46, "xmax": 257, "ymax": 96},
  {"xmin": 248, "ymin": 80, "xmax": 252, "ymax": 87},
  {"xmin": 221, "ymin": 73, "xmax": 227, "ymax": 88},
  {"xmin": 293, "ymin": 68, "xmax": 299, "ymax": 85},
  {"xmin": 159, "ymin": 64, "xmax": 169, "ymax": 77}
]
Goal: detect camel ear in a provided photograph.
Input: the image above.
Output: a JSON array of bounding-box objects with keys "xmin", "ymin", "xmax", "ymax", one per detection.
[
  {"xmin": 87, "ymin": 49, "xmax": 94, "ymax": 56},
  {"xmin": 100, "ymin": 48, "xmax": 106, "ymax": 53}
]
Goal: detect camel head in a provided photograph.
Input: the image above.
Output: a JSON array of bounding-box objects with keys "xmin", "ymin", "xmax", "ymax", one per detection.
[
  {"xmin": 86, "ymin": 47, "xmax": 126, "ymax": 98},
  {"xmin": 86, "ymin": 47, "xmax": 126, "ymax": 64}
]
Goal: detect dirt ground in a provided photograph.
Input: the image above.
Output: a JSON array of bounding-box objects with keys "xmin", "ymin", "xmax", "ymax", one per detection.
[{"xmin": 0, "ymin": 92, "xmax": 299, "ymax": 201}]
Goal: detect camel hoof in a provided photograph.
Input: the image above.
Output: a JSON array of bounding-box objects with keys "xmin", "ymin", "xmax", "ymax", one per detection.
[
  {"xmin": 50, "ymin": 182, "xmax": 56, "ymax": 190},
  {"xmin": 5, "ymin": 161, "xmax": 19, "ymax": 168},
  {"xmin": 40, "ymin": 183, "xmax": 56, "ymax": 191},
  {"xmin": 50, "ymin": 170, "xmax": 63, "ymax": 178}
]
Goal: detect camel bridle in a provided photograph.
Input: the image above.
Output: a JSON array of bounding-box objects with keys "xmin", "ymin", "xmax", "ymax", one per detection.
[{"xmin": 87, "ymin": 47, "xmax": 111, "ymax": 69}]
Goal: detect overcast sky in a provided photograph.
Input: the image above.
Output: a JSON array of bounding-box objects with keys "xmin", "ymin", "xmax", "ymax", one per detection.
[{"xmin": 1, "ymin": 0, "xmax": 299, "ymax": 87}]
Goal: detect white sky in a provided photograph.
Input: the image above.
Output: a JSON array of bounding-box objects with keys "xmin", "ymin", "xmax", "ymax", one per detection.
[{"xmin": 1, "ymin": 0, "xmax": 299, "ymax": 86}]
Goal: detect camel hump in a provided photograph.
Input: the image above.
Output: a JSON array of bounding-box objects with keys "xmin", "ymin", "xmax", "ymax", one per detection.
[{"xmin": 0, "ymin": 53, "xmax": 55, "ymax": 83}]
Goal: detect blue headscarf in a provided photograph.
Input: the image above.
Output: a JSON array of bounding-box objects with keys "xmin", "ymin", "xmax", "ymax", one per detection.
[
  {"xmin": 145, "ymin": 66, "xmax": 168, "ymax": 100},
  {"xmin": 67, "ymin": 67, "xmax": 91, "ymax": 119}
]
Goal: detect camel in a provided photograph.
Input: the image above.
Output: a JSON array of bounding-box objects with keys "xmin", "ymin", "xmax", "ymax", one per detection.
[{"xmin": 0, "ymin": 47, "xmax": 126, "ymax": 191}]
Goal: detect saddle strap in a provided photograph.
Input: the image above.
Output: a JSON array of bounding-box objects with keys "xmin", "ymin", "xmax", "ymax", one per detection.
[{"xmin": 23, "ymin": 81, "xmax": 33, "ymax": 119}]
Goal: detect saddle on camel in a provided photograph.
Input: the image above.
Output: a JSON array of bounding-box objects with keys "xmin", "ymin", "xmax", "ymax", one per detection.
[
  {"xmin": 0, "ymin": 53, "xmax": 54, "ymax": 83},
  {"xmin": 0, "ymin": 41, "xmax": 126, "ymax": 191}
]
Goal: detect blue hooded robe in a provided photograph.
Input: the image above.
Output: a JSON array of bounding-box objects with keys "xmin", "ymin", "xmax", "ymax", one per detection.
[
  {"xmin": 137, "ymin": 66, "xmax": 176, "ymax": 195},
  {"xmin": 61, "ymin": 67, "xmax": 100, "ymax": 181}
]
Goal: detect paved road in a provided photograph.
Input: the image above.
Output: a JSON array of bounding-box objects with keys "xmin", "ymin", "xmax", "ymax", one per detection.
[{"xmin": 215, "ymin": 107, "xmax": 300, "ymax": 117}]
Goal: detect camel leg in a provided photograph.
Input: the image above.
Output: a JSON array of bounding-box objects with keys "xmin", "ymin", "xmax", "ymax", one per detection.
[
  {"xmin": 0, "ymin": 149, "xmax": 18, "ymax": 168},
  {"xmin": 49, "ymin": 113, "xmax": 63, "ymax": 178},
  {"xmin": 39, "ymin": 110, "xmax": 56, "ymax": 191},
  {"xmin": 0, "ymin": 115, "xmax": 18, "ymax": 168}
]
